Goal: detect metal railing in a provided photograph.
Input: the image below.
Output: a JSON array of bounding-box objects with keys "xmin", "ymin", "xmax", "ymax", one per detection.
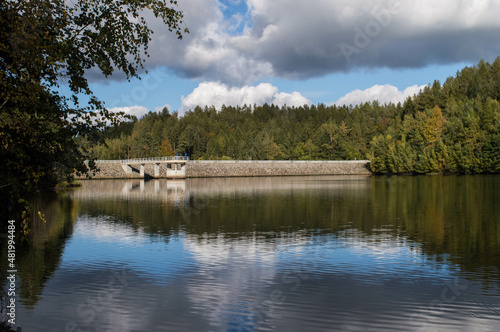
[
  {"xmin": 87, "ymin": 156, "xmax": 190, "ymax": 164},
  {"xmin": 189, "ymin": 160, "xmax": 370, "ymax": 164},
  {"xmin": 85, "ymin": 158, "xmax": 369, "ymax": 164}
]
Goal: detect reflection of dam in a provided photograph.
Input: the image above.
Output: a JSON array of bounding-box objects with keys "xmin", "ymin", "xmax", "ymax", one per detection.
[
  {"xmin": 120, "ymin": 179, "xmax": 186, "ymax": 195},
  {"xmin": 72, "ymin": 175, "xmax": 371, "ymax": 203},
  {"xmin": 186, "ymin": 175, "xmax": 370, "ymax": 196},
  {"xmin": 72, "ymin": 179, "xmax": 188, "ymax": 204}
]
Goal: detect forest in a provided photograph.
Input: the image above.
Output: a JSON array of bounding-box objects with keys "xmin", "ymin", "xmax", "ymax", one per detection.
[{"xmin": 85, "ymin": 58, "xmax": 500, "ymax": 174}]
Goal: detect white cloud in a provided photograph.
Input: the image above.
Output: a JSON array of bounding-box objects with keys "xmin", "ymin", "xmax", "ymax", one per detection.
[
  {"xmin": 148, "ymin": 0, "xmax": 500, "ymax": 84},
  {"xmin": 108, "ymin": 83, "xmax": 423, "ymax": 118},
  {"xmin": 154, "ymin": 103, "xmax": 172, "ymax": 113},
  {"xmin": 109, "ymin": 106, "xmax": 150, "ymax": 119},
  {"xmin": 333, "ymin": 84, "xmax": 427, "ymax": 106},
  {"xmin": 137, "ymin": 0, "xmax": 273, "ymax": 85},
  {"xmin": 180, "ymin": 82, "xmax": 311, "ymax": 114},
  {"xmin": 236, "ymin": 0, "xmax": 500, "ymax": 78},
  {"xmin": 87, "ymin": 0, "xmax": 500, "ymax": 85}
]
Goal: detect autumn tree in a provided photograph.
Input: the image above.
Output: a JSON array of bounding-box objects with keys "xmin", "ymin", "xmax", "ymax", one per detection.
[{"xmin": 160, "ymin": 138, "xmax": 175, "ymax": 156}]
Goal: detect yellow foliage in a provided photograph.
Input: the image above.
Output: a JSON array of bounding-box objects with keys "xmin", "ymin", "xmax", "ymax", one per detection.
[{"xmin": 423, "ymin": 106, "xmax": 446, "ymax": 144}]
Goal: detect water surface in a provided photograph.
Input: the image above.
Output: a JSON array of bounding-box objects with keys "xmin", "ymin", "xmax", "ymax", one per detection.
[{"xmin": 2, "ymin": 175, "xmax": 500, "ymax": 331}]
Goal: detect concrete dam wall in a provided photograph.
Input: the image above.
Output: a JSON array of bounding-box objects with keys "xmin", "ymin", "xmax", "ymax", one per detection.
[
  {"xmin": 80, "ymin": 160, "xmax": 371, "ymax": 179},
  {"xmin": 186, "ymin": 160, "xmax": 371, "ymax": 178}
]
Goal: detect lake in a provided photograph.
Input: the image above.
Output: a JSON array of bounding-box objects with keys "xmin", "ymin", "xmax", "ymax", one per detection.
[{"xmin": 2, "ymin": 175, "xmax": 500, "ymax": 331}]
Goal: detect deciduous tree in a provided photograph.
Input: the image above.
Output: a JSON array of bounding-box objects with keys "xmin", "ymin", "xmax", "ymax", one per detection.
[{"xmin": 0, "ymin": 0, "xmax": 188, "ymax": 220}]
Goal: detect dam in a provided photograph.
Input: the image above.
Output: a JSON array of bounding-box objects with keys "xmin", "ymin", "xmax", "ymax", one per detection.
[{"xmin": 81, "ymin": 158, "xmax": 371, "ymax": 179}]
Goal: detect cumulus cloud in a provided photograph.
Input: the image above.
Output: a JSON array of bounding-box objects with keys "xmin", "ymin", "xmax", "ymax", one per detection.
[
  {"xmin": 154, "ymin": 103, "xmax": 172, "ymax": 113},
  {"xmin": 111, "ymin": 84, "xmax": 423, "ymax": 118},
  {"xmin": 87, "ymin": 0, "xmax": 500, "ymax": 85},
  {"xmin": 235, "ymin": 0, "xmax": 500, "ymax": 79},
  {"xmin": 333, "ymin": 84, "xmax": 427, "ymax": 106},
  {"xmin": 180, "ymin": 82, "xmax": 311, "ymax": 114},
  {"xmin": 132, "ymin": 0, "xmax": 273, "ymax": 85},
  {"xmin": 108, "ymin": 106, "xmax": 150, "ymax": 119},
  {"xmin": 146, "ymin": 0, "xmax": 500, "ymax": 84}
]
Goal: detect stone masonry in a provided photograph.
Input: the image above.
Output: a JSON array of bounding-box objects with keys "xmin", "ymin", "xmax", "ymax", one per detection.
[
  {"xmin": 186, "ymin": 160, "xmax": 371, "ymax": 177},
  {"xmin": 78, "ymin": 160, "xmax": 371, "ymax": 179}
]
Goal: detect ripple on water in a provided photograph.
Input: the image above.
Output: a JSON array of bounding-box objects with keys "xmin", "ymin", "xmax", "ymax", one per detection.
[{"xmin": 16, "ymin": 176, "xmax": 500, "ymax": 331}]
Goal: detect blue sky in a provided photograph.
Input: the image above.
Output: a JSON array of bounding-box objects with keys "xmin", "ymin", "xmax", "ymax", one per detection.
[{"xmin": 78, "ymin": 0, "xmax": 500, "ymax": 118}]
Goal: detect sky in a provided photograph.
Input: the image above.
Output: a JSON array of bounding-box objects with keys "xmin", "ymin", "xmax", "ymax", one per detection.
[{"xmin": 78, "ymin": 0, "xmax": 500, "ymax": 118}]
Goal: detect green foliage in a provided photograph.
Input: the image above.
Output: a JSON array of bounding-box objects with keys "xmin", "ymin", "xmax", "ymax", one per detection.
[
  {"xmin": 88, "ymin": 58, "xmax": 500, "ymax": 176},
  {"xmin": 369, "ymin": 58, "xmax": 500, "ymax": 174},
  {"xmin": 0, "ymin": 0, "xmax": 187, "ymax": 220},
  {"xmin": 92, "ymin": 103, "xmax": 389, "ymax": 162}
]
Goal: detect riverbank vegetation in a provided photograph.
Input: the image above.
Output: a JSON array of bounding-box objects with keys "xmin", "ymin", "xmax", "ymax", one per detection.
[{"xmin": 89, "ymin": 58, "xmax": 500, "ymax": 175}]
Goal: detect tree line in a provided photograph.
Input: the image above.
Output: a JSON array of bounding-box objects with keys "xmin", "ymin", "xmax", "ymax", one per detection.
[{"xmin": 87, "ymin": 58, "xmax": 500, "ymax": 174}]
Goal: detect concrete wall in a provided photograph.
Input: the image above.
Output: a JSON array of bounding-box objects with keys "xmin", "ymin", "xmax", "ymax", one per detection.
[
  {"xmin": 186, "ymin": 160, "xmax": 371, "ymax": 178},
  {"xmin": 81, "ymin": 163, "xmax": 170, "ymax": 179},
  {"xmin": 79, "ymin": 160, "xmax": 371, "ymax": 179}
]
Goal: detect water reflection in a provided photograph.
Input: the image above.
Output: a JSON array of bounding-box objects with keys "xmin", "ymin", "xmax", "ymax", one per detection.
[
  {"xmin": 2, "ymin": 175, "xmax": 500, "ymax": 331},
  {"xmin": 0, "ymin": 194, "xmax": 76, "ymax": 308}
]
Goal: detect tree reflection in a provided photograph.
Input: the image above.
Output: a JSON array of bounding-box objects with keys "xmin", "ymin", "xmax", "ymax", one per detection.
[
  {"xmin": 2, "ymin": 175, "xmax": 499, "ymax": 306},
  {"xmin": 0, "ymin": 193, "xmax": 76, "ymax": 307}
]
